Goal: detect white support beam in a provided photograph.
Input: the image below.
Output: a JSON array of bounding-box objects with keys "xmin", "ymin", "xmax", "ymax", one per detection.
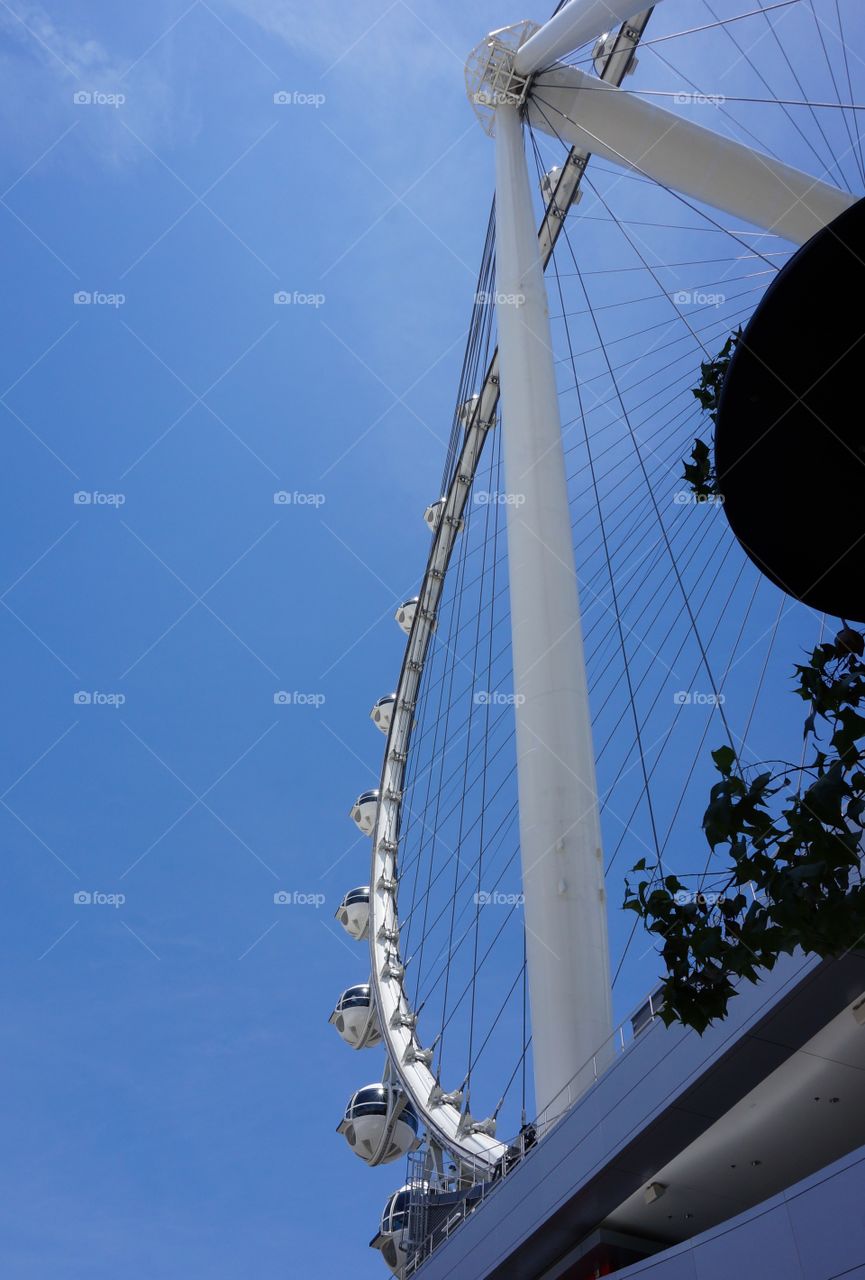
[
  {"xmin": 527, "ymin": 65, "xmax": 854, "ymax": 243},
  {"xmin": 494, "ymin": 101, "xmax": 613, "ymax": 1118},
  {"xmin": 515, "ymin": 0, "xmax": 655, "ymax": 75}
]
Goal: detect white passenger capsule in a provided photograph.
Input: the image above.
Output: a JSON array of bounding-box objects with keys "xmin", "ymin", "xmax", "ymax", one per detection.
[
  {"xmin": 395, "ymin": 598, "xmax": 419, "ymax": 634},
  {"xmin": 540, "ymin": 165, "xmax": 582, "ymax": 213},
  {"xmin": 371, "ymin": 693, "xmax": 397, "ymax": 734},
  {"xmin": 592, "ymin": 30, "xmax": 638, "ymax": 76},
  {"xmin": 371, "ymin": 1184, "xmax": 418, "ymax": 1276},
  {"xmin": 350, "ymin": 789, "xmax": 379, "ymax": 835},
  {"xmin": 335, "ymin": 885, "xmax": 370, "ymax": 940},
  {"xmin": 424, "ymin": 497, "xmax": 446, "ymax": 532},
  {"xmin": 338, "ymin": 1084, "xmax": 421, "ymax": 1165},
  {"xmin": 329, "ymin": 983, "xmax": 381, "ymax": 1049},
  {"xmin": 459, "ymin": 393, "xmax": 480, "ymax": 430}
]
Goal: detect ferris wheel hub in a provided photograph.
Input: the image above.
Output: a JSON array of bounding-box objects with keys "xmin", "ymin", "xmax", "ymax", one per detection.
[{"xmin": 464, "ymin": 21, "xmax": 540, "ymax": 135}]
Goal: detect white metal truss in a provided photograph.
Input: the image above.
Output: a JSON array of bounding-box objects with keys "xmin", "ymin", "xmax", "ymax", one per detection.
[{"xmin": 527, "ymin": 64, "xmax": 853, "ymax": 244}]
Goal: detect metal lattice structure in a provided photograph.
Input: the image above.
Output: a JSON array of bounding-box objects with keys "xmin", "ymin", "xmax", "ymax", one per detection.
[{"xmin": 328, "ymin": 1, "xmax": 864, "ymax": 1272}]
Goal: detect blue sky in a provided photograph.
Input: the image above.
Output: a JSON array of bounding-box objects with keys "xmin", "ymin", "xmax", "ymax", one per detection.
[
  {"xmin": 1, "ymin": 0, "xmax": 859, "ymax": 1275},
  {"xmin": 0, "ymin": 1, "xmax": 515, "ymax": 1274}
]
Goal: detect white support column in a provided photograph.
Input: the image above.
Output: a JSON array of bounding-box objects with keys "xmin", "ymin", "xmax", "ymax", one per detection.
[
  {"xmin": 527, "ymin": 66, "xmax": 854, "ymax": 244},
  {"xmin": 515, "ymin": 0, "xmax": 656, "ymax": 75},
  {"xmin": 494, "ymin": 102, "xmax": 613, "ymax": 1118}
]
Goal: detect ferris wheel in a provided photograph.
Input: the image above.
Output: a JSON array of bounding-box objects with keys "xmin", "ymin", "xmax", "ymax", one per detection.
[{"xmin": 326, "ymin": 1, "xmax": 865, "ymax": 1273}]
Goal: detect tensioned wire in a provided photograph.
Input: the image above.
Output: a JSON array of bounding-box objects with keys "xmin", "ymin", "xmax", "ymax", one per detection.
[
  {"xmin": 403, "ymin": 431, "xmax": 702, "ymax": 783},
  {"xmin": 401, "ymin": 322, "xmax": 747, "ymax": 691},
  {"xmin": 401, "ymin": 540, "xmax": 746, "ymax": 1111},
  {"xmin": 529, "ymin": 103, "xmax": 759, "ymax": 750},
  {"xmin": 402, "ymin": 444, "xmax": 491, "ymax": 1013},
  {"xmin": 402, "ymin": 331, "xmax": 757, "ymax": 746},
  {"xmin": 399, "ymin": 512, "xmax": 721, "ymax": 942},
  {"xmin": 401, "ymin": 366, "xmax": 742, "ymax": 742},
  {"xmin": 392, "ymin": 1, "xmax": 861, "ymax": 1136},
  {"xmin": 399, "ymin": 381, "xmax": 744, "ymax": 822},
  {"xmin": 810, "ymin": 1, "xmax": 865, "ymax": 186},
  {"xmin": 399, "ymin": 418, "xmax": 745, "ymax": 902},
  {"xmin": 440, "ymin": 203, "xmax": 497, "ymax": 492},
  {"xmin": 532, "ymin": 123, "xmax": 666, "ymax": 875},
  {"xmin": 701, "ymin": 0, "xmax": 853, "ymax": 189},
  {"xmin": 557, "ymin": 0, "xmax": 803, "ymax": 68},
  {"xmin": 528, "ymin": 90, "xmax": 780, "ymax": 272},
  {"xmin": 524, "ymin": 8, "xmax": 858, "ymax": 969},
  {"xmin": 434, "ymin": 421, "xmax": 500, "ymax": 1081},
  {"xmin": 833, "ymin": 0, "xmax": 865, "ymax": 181},
  {"xmin": 399, "ymin": 257, "xmax": 504, "ymax": 1011},
  {"xmin": 528, "ymin": 122, "xmax": 755, "ymax": 984},
  {"xmin": 557, "ymin": 1, "xmax": 859, "ymax": 191},
  {"xmin": 404, "ymin": 519, "xmax": 752, "ymax": 1070},
  {"xmin": 399, "ymin": 465, "xmax": 723, "ymax": 897},
  {"xmin": 401, "ymin": 419, "xmax": 742, "ymax": 1100},
  {"xmin": 465, "ymin": 423, "xmax": 506, "ymax": 1104}
]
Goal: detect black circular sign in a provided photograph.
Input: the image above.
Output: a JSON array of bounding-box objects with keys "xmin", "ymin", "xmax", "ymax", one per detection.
[{"xmin": 715, "ymin": 195, "xmax": 865, "ymax": 622}]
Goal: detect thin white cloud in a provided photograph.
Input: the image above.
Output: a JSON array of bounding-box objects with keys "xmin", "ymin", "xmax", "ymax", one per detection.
[
  {"xmin": 220, "ymin": 0, "xmax": 391, "ymax": 64},
  {"xmin": 0, "ymin": 0, "xmax": 127, "ymax": 82},
  {"xmin": 221, "ymin": 0, "xmax": 470, "ymax": 90},
  {"xmin": 0, "ymin": 1, "xmax": 184, "ymax": 167}
]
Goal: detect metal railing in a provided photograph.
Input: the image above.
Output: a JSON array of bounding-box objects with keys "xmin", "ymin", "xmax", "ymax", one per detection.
[
  {"xmin": 534, "ymin": 985, "xmax": 665, "ymax": 1131},
  {"xmin": 404, "ymin": 985, "xmax": 665, "ymax": 1274}
]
